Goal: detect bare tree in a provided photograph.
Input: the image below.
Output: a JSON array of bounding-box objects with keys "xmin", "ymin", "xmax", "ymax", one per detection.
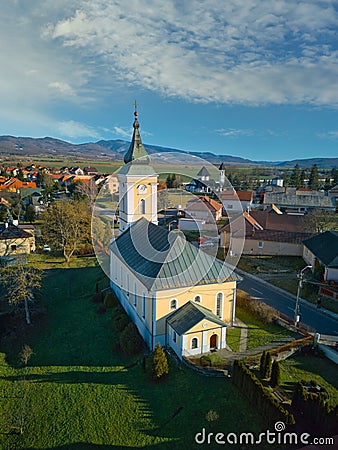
[
  {"xmin": 1, "ymin": 264, "xmax": 42, "ymax": 325},
  {"xmin": 305, "ymin": 210, "xmax": 337, "ymax": 234},
  {"xmin": 41, "ymin": 199, "xmax": 91, "ymax": 263},
  {"xmin": 20, "ymin": 344, "xmax": 34, "ymax": 366},
  {"xmin": 73, "ymin": 179, "xmax": 98, "ymax": 209}
]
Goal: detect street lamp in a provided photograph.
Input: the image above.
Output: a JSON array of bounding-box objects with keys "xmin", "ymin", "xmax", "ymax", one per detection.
[{"xmin": 294, "ymin": 265, "xmax": 312, "ymax": 326}]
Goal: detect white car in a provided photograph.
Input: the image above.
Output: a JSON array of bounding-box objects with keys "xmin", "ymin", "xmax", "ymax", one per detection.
[{"xmin": 43, "ymin": 244, "xmax": 51, "ymax": 252}]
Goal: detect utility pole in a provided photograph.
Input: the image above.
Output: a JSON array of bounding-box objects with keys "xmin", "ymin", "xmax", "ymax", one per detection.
[{"xmin": 294, "ymin": 265, "xmax": 312, "ymax": 326}]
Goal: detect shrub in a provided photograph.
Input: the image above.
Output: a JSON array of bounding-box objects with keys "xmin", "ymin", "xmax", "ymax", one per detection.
[
  {"xmin": 111, "ymin": 310, "xmax": 130, "ymax": 333},
  {"xmin": 199, "ymin": 355, "xmax": 212, "ymax": 367},
  {"xmin": 237, "ymin": 291, "xmax": 277, "ymax": 323},
  {"xmin": 119, "ymin": 323, "xmax": 143, "ymax": 355},
  {"xmin": 206, "ymin": 410, "xmax": 219, "ymax": 422},
  {"xmin": 92, "ymin": 292, "xmax": 103, "ymax": 303},
  {"xmin": 152, "ymin": 343, "xmax": 169, "ymax": 379},
  {"xmin": 104, "ymin": 292, "xmax": 118, "ymax": 308}
]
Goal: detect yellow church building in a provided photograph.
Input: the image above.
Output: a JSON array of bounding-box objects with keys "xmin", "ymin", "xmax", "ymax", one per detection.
[{"xmin": 109, "ymin": 109, "xmax": 240, "ymax": 359}]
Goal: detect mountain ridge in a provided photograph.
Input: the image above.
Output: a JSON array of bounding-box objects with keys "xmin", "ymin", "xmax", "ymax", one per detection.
[{"xmin": 0, "ymin": 135, "xmax": 336, "ymax": 169}]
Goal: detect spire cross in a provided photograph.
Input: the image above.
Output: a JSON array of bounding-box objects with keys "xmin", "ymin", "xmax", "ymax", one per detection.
[{"xmin": 134, "ymin": 100, "xmax": 138, "ymax": 116}]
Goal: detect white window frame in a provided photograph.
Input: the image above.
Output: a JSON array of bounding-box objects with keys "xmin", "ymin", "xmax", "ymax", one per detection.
[
  {"xmin": 133, "ymin": 281, "xmax": 137, "ymax": 307},
  {"xmin": 139, "ymin": 198, "xmax": 146, "ymax": 214},
  {"xmin": 170, "ymin": 299, "xmax": 178, "ymax": 310},
  {"xmin": 258, "ymin": 241, "xmax": 264, "ymax": 248},
  {"xmin": 142, "ymin": 292, "xmax": 146, "ymax": 319},
  {"xmin": 191, "ymin": 337, "xmax": 199, "ymax": 349},
  {"xmin": 126, "ymin": 273, "xmax": 130, "ymax": 297},
  {"xmin": 215, "ymin": 292, "xmax": 224, "ymax": 319}
]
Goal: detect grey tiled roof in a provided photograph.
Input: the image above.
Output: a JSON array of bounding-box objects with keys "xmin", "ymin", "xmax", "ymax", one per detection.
[
  {"xmin": 167, "ymin": 301, "xmax": 226, "ymax": 335},
  {"xmin": 110, "ymin": 218, "xmax": 240, "ymax": 291}
]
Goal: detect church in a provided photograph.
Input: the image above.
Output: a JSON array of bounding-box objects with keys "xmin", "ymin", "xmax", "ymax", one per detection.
[{"xmin": 109, "ymin": 109, "xmax": 240, "ymax": 359}]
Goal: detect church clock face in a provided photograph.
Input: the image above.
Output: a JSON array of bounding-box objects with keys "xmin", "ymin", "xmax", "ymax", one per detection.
[{"xmin": 137, "ymin": 184, "xmax": 147, "ymax": 194}]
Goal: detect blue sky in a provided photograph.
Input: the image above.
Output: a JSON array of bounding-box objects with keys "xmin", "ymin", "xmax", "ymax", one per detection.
[{"xmin": 1, "ymin": 0, "xmax": 338, "ymax": 161}]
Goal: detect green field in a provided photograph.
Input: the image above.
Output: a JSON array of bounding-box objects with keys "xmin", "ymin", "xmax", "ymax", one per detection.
[{"xmin": 0, "ymin": 264, "xmax": 264, "ymax": 449}]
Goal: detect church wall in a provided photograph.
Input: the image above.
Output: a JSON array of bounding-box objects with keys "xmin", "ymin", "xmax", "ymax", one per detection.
[{"xmin": 155, "ymin": 281, "xmax": 236, "ymax": 331}]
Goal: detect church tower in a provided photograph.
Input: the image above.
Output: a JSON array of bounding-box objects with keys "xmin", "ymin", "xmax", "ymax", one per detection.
[
  {"xmin": 219, "ymin": 162, "xmax": 225, "ymax": 190},
  {"xmin": 117, "ymin": 107, "xmax": 158, "ymax": 234}
]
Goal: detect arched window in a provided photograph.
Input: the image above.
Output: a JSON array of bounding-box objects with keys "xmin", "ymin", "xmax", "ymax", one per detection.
[
  {"xmin": 133, "ymin": 282, "xmax": 137, "ymax": 307},
  {"xmin": 172, "ymin": 330, "xmax": 177, "ymax": 343},
  {"xmin": 194, "ymin": 295, "xmax": 201, "ymax": 303},
  {"xmin": 142, "ymin": 293, "xmax": 146, "ymax": 319},
  {"xmin": 170, "ymin": 299, "xmax": 178, "ymax": 310},
  {"xmin": 191, "ymin": 337, "xmax": 198, "ymax": 349},
  {"xmin": 216, "ymin": 292, "xmax": 224, "ymax": 318},
  {"xmin": 126, "ymin": 273, "xmax": 129, "ymax": 297},
  {"xmin": 139, "ymin": 199, "xmax": 146, "ymax": 214}
]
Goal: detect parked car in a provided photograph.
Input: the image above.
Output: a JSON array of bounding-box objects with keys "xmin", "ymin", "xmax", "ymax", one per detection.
[{"xmin": 43, "ymin": 244, "xmax": 51, "ymax": 252}]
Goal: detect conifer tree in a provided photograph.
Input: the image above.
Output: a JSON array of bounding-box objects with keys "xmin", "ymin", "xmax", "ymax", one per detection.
[
  {"xmin": 152, "ymin": 343, "xmax": 169, "ymax": 380},
  {"xmin": 309, "ymin": 164, "xmax": 319, "ymax": 190},
  {"xmin": 259, "ymin": 351, "xmax": 267, "ymax": 376},
  {"xmin": 270, "ymin": 360, "xmax": 281, "ymax": 387},
  {"xmin": 291, "ymin": 164, "xmax": 301, "ymax": 188},
  {"xmin": 263, "ymin": 352, "xmax": 272, "ymax": 379}
]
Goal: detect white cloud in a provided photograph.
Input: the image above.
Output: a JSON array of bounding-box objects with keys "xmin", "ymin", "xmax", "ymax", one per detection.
[
  {"xmin": 113, "ymin": 126, "xmax": 132, "ymax": 139},
  {"xmin": 215, "ymin": 128, "xmax": 282, "ymax": 138},
  {"xmin": 56, "ymin": 120, "xmax": 100, "ymax": 139},
  {"xmin": 42, "ymin": 0, "xmax": 338, "ymax": 106},
  {"xmin": 317, "ymin": 130, "xmax": 338, "ymax": 139},
  {"xmin": 113, "ymin": 125, "xmax": 153, "ymax": 139}
]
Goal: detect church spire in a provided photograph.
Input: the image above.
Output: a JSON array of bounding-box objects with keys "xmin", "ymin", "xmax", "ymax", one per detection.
[{"xmin": 124, "ymin": 102, "xmax": 150, "ymax": 164}]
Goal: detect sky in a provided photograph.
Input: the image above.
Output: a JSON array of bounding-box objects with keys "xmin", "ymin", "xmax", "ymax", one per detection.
[{"xmin": 1, "ymin": 1, "xmax": 338, "ymax": 162}]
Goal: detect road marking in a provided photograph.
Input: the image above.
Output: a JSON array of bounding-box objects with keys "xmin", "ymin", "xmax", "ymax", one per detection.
[{"xmin": 252, "ymin": 288, "xmax": 263, "ymax": 295}]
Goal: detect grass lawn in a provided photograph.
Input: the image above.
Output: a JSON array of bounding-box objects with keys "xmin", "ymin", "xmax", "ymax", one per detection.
[
  {"xmin": 0, "ymin": 264, "xmax": 264, "ymax": 449},
  {"xmin": 237, "ymin": 255, "xmax": 305, "ymax": 274},
  {"xmin": 279, "ymin": 355, "xmax": 338, "ymax": 408},
  {"xmin": 236, "ymin": 306, "xmax": 297, "ymax": 350},
  {"xmin": 225, "ymin": 327, "xmax": 241, "ymax": 352}
]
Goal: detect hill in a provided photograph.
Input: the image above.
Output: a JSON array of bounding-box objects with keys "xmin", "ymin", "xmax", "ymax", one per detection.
[{"xmin": 0, "ymin": 135, "xmax": 336, "ymax": 168}]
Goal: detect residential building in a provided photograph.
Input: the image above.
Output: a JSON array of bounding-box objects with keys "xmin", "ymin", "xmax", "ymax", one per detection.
[
  {"xmin": 303, "ymin": 231, "xmax": 338, "ymax": 282},
  {"xmin": 0, "ymin": 222, "xmax": 35, "ymax": 257},
  {"xmin": 263, "ymin": 188, "xmax": 336, "ymax": 214},
  {"xmin": 220, "ymin": 210, "xmax": 312, "ymax": 256}
]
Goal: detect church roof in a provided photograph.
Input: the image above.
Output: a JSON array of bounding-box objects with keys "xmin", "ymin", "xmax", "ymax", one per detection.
[
  {"xmin": 167, "ymin": 301, "xmax": 226, "ymax": 335},
  {"xmin": 123, "ymin": 111, "xmax": 150, "ymax": 165},
  {"xmin": 197, "ymin": 166, "xmax": 210, "ymax": 177},
  {"xmin": 110, "ymin": 218, "xmax": 240, "ymax": 291}
]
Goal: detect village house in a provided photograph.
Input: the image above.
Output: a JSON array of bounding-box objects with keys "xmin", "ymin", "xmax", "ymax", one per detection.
[
  {"xmin": 303, "ymin": 231, "xmax": 338, "ymax": 282},
  {"xmin": 185, "ymin": 195, "xmax": 223, "ymax": 223},
  {"xmin": 0, "ymin": 222, "xmax": 35, "ymax": 257},
  {"xmin": 220, "ymin": 210, "xmax": 312, "ymax": 256},
  {"xmin": 263, "ymin": 188, "xmax": 336, "ymax": 214}
]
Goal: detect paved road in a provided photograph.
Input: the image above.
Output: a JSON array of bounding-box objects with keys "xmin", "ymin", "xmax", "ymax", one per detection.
[{"xmin": 238, "ymin": 274, "xmax": 338, "ymax": 337}]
